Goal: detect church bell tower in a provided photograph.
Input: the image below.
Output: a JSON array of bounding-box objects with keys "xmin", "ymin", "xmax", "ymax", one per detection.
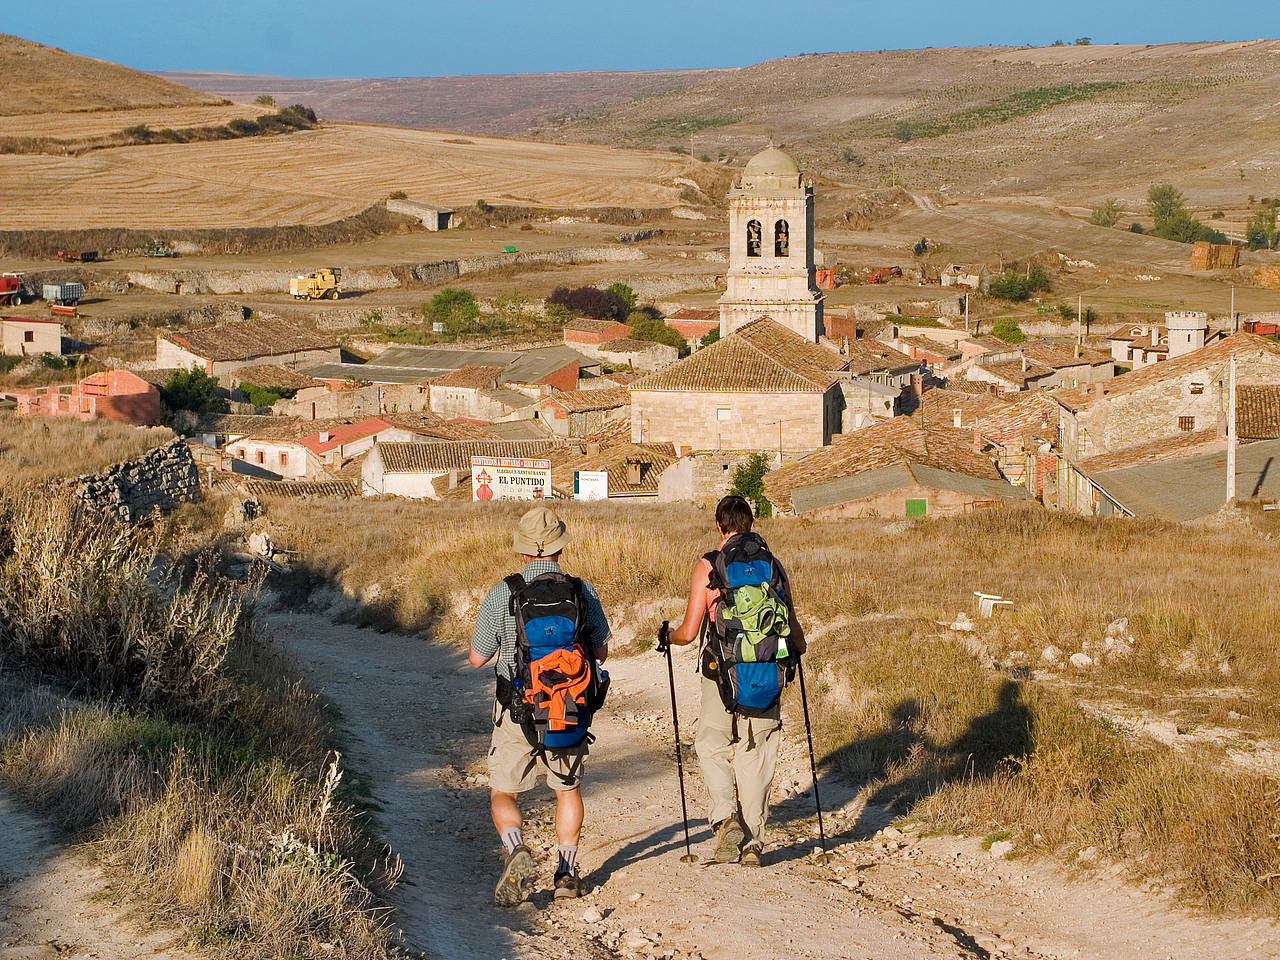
[{"xmin": 717, "ymin": 145, "xmax": 823, "ymax": 342}]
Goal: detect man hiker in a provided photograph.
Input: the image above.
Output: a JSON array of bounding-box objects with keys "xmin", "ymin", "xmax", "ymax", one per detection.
[
  {"xmin": 470, "ymin": 505, "xmax": 611, "ymax": 906},
  {"xmin": 665, "ymin": 494, "xmax": 805, "ymax": 867}
]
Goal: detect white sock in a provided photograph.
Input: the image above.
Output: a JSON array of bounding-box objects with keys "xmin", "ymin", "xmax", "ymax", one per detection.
[
  {"xmin": 557, "ymin": 845, "xmax": 578, "ymax": 875},
  {"xmin": 501, "ymin": 827, "xmax": 523, "ymax": 854}
]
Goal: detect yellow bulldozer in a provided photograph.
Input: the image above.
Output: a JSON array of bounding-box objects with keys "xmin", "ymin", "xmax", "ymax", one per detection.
[{"xmin": 290, "ymin": 267, "xmax": 342, "ymax": 300}]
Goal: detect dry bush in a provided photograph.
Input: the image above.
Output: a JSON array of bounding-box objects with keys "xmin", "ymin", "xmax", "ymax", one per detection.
[
  {"xmin": 0, "ymin": 416, "xmax": 173, "ymax": 487},
  {"xmin": 0, "ymin": 493, "xmax": 401, "ymax": 959}
]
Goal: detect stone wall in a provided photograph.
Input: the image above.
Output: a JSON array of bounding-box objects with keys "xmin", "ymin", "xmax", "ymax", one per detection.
[{"xmin": 72, "ymin": 439, "xmax": 202, "ymax": 523}]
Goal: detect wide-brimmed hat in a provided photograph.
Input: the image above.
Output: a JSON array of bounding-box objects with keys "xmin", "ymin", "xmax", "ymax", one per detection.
[{"xmin": 513, "ymin": 505, "xmax": 570, "ymax": 557}]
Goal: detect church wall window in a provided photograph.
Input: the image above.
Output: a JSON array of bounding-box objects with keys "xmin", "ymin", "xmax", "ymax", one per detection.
[
  {"xmin": 746, "ymin": 219, "xmax": 762, "ymax": 257},
  {"xmin": 774, "ymin": 219, "xmax": 790, "ymax": 257}
]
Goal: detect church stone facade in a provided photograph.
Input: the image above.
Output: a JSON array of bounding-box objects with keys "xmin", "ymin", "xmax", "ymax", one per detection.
[{"xmin": 718, "ymin": 146, "xmax": 824, "ymax": 343}]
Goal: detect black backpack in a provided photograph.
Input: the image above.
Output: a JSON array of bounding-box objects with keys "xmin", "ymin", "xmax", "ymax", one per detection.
[
  {"xmin": 702, "ymin": 533, "xmax": 796, "ymax": 725},
  {"xmin": 496, "ymin": 572, "xmax": 608, "ymax": 751}
]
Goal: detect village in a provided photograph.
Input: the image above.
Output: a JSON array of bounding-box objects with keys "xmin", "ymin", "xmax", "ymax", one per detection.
[{"xmin": 4, "ymin": 145, "xmax": 1278, "ymax": 523}]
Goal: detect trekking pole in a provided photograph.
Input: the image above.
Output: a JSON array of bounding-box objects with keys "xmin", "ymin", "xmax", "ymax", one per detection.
[
  {"xmin": 657, "ymin": 621, "xmax": 697, "ymax": 863},
  {"xmin": 796, "ymin": 657, "xmax": 832, "ymax": 864}
]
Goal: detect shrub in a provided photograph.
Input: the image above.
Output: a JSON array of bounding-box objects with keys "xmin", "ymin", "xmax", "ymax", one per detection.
[
  {"xmin": 255, "ymin": 94, "xmax": 275, "ymax": 106},
  {"xmin": 607, "ymin": 282, "xmax": 637, "ymax": 313},
  {"xmin": 627, "ymin": 310, "xmax": 686, "ymax": 353},
  {"xmin": 388, "ymin": 190, "xmax": 408, "ymax": 200},
  {"xmin": 547, "ymin": 285, "xmax": 629, "ymax": 322},
  {"xmin": 226, "ymin": 118, "xmax": 260, "ymax": 136},
  {"xmin": 239, "ymin": 382, "xmax": 294, "ymax": 408},
  {"xmin": 990, "ymin": 316, "xmax": 1027, "ymax": 343},
  {"xmin": 730, "ymin": 453, "xmax": 772, "ymax": 517},
  {"xmin": 1130, "ymin": 222, "xmax": 1145, "ymax": 233},
  {"xmin": 700, "ymin": 326, "xmax": 721, "ymax": 347},
  {"xmin": 422, "ymin": 288, "xmax": 479, "ymax": 338},
  {"xmin": 1089, "ymin": 198, "xmax": 1123, "ymax": 227},
  {"xmin": 161, "ymin": 366, "xmax": 228, "ymax": 420},
  {"xmin": 1246, "ymin": 207, "xmax": 1278, "ymax": 250}
]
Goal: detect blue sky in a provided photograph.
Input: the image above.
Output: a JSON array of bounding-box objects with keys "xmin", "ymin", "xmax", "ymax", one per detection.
[{"xmin": 4, "ymin": 0, "xmax": 1278, "ymax": 77}]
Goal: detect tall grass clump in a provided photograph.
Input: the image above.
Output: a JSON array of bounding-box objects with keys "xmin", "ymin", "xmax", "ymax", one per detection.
[{"xmin": 0, "ymin": 493, "xmax": 401, "ymax": 959}]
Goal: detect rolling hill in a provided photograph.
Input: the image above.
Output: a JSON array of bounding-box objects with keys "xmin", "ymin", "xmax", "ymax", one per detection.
[
  {"xmin": 161, "ymin": 67, "xmax": 729, "ymax": 138},
  {"xmin": 0, "ymin": 33, "xmax": 227, "ymax": 115}
]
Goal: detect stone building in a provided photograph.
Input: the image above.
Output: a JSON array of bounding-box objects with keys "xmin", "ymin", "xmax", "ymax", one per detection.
[
  {"xmin": 157, "ymin": 317, "xmax": 340, "ymax": 378},
  {"xmin": 1054, "ymin": 333, "xmax": 1280, "ymax": 514},
  {"xmin": 362, "ymin": 439, "xmax": 558, "ymax": 499},
  {"xmin": 718, "ymin": 146, "xmax": 823, "ymax": 342},
  {"xmin": 541, "ymin": 385, "xmax": 630, "ymax": 438},
  {"xmin": 630, "ymin": 318, "xmax": 847, "ymax": 453}
]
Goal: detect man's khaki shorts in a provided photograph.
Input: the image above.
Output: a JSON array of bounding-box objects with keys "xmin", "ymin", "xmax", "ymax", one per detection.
[{"xmin": 487, "ymin": 702, "xmax": 587, "ymax": 794}]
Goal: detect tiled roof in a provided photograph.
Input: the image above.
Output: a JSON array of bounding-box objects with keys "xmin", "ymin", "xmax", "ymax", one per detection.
[
  {"xmin": 631, "ymin": 318, "xmax": 845, "ymax": 394},
  {"xmin": 1020, "ymin": 341, "xmax": 1110, "ymax": 370},
  {"xmin": 966, "ymin": 335, "xmax": 1016, "ymax": 353},
  {"xmin": 543, "ymin": 385, "xmax": 631, "ymax": 413},
  {"xmin": 548, "ymin": 442, "xmax": 676, "ymax": 497},
  {"xmin": 199, "ymin": 413, "xmax": 303, "ymax": 440},
  {"xmin": 375, "ymin": 440, "xmax": 559, "ymax": 474},
  {"xmin": 299, "ymin": 417, "xmax": 394, "ymax": 454},
  {"xmin": 906, "ymin": 388, "xmax": 1010, "ymax": 428},
  {"xmin": 976, "ymin": 392, "xmax": 1059, "ymax": 440},
  {"xmin": 430, "ymin": 365, "xmax": 504, "ymax": 389},
  {"xmin": 379, "ymin": 412, "xmax": 493, "ymax": 440},
  {"xmin": 667, "ymin": 307, "xmax": 718, "ymax": 322},
  {"xmin": 974, "ymin": 358, "xmax": 1056, "ymax": 387},
  {"xmin": 161, "ymin": 317, "xmax": 337, "ymax": 362},
  {"xmin": 240, "ymin": 479, "xmax": 358, "ymax": 499},
  {"xmin": 584, "ymin": 417, "xmax": 632, "ymax": 444},
  {"xmin": 1236, "ymin": 385, "xmax": 1280, "ymax": 439},
  {"xmin": 765, "ymin": 418, "xmax": 1003, "ymax": 512},
  {"xmin": 1076, "ymin": 429, "xmax": 1223, "ymax": 475},
  {"xmin": 1056, "ymin": 333, "xmax": 1280, "ymax": 411},
  {"xmin": 840, "ymin": 337, "xmax": 920, "ymax": 376},
  {"xmin": 237, "ymin": 364, "xmax": 324, "ymax": 391},
  {"xmin": 564, "ymin": 318, "xmax": 621, "ymax": 333},
  {"xmin": 900, "ymin": 335, "xmax": 961, "ymax": 358},
  {"xmin": 598, "ymin": 338, "xmax": 665, "ymax": 354}
]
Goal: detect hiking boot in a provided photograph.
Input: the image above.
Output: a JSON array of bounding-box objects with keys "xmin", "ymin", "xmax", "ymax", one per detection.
[
  {"xmin": 494, "ymin": 845, "xmax": 537, "ymax": 907},
  {"xmin": 740, "ymin": 843, "xmax": 762, "ymax": 868},
  {"xmin": 553, "ymin": 869, "xmax": 587, "ymax": 899},
  {"xmin": 712, "ymin": 818, "xmax": 745, "ymax": 863}
]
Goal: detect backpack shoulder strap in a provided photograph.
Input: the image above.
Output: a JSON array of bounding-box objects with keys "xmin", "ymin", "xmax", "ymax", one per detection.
[
  {"xmin": 504, "ymin": 573, "xmax": 526, "ymax": 616},
  {"xmin": 702, "ymin": 550, "xmax": 725, "ymax": 591}
]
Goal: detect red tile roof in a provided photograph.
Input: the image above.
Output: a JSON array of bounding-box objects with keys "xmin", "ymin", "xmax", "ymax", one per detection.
[
  {"xmin": 766, "ymin": 418, "xmax": 1001, "ymax": 511},
  {"xmin": 631, "ymin": 318, "xmax": 845, "ymax": 394},
  {"xmin": 542, "ymin": 385, "xmax": 631, "ymax": 413},
  {"xmin": 1056, "ymin": 333, "xmax": 1280, "ymax": 410},
  {"xmin": 429, "ymin": 365, "xmax": 504, "ymax": 389},
  {"xmin": 299, "ymin": 417, "xmax": 394, "ymax": 454}
]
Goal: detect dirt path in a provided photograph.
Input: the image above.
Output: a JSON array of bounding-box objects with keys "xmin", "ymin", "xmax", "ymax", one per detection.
[
  {"xmin": 267, "ymin": 606, "xmax": 1280, "ymax": 960},
  {"xmin": 0, "ymin": 794, "xmax": 199, "ymax": 960}
]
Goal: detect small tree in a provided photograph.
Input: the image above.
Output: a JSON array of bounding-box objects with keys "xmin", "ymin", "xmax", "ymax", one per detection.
[
  {"xmin": 1075, "ymin": 37, "xmax": 1093, "ymax": 45},
  {"xmin": 240, "ymin": 382, "xmax": 294, "ymax": 408},
  {"xmin": 988, "ymin": 270, "xmax": 1033, "ymax": 301},
  {"xmin": 1089, "ymin": 198, "xmax": 1123, "ymax": 227},
  {"xmin": 991, "ymin": 317, "xmax": 1027, "ymax": 344},
  {"xmin": 1247, "ymin": 207, "xmax": 1279, "ymax": 250},
  {"xmin": 913, "ymin": 236, "xmax": 929, "ymax": 256},
  {"xmin": 547, "ymin": 285, "xmax": 629, "ymax": 322},
  {"xmin": 730, "ymin": 452, "xmax": 772, "ymax": 518},
  {"xmin": 1147, "ymin": 183, "xmax": 1187, "ymax": 233},
  {"xmin": 627, "ymin": 310, "xmax": 687, "ymax": 353},
  {"xmin": 255, "ymin": 94, "xmax": 276, "ymax": 106},
  {"xmin": 700, "ymin": 326, "xmax": 721, "ymax": 347},
  {"xmin": 161, "ymin": 365, "xmax": 227, "ymax": 419},
  {"xmin": 424, "ymin": 288, "xmax": 480, "ymax": 338},
  {"xmin": 607, "ymin": 282, "xmax": 637, "ymax": 313}
]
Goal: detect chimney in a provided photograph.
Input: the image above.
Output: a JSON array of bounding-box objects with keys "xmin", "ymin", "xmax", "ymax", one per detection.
[
  {"xmin": 586, "ymin": 441, "xmax": 601, "ymax": 457},
  {"xmin": 1020, "ymin": 355, "xmax": 1028, "ymax": 372},
  {"xmin": 910, "ymin": 372, "xmax": 923, "ymax": 397},
  {"xmin": 625, "ymin": 456, "xmax": 642, "ymax": 486},
  {"xmin": 319, "ymin": 431, "xmax": 330, "ymax": 443},
  {"xmin": 1074, "ymin": 341, "xmax": 1081, "ymax": 358},
  {"xmin": 972, "ymin": 426, "xmax": 981, "ymax": 452},
  {"xmin": 678, "ymin": 445, "xmax": 692, "ymax": 457},
  {"xmin": 1093, "ymin": 381, "xmax": 1105, "ymax": 399},
  {"xmin": 952, "ymin": 408, "xmax": 963, "ymax": 429}
]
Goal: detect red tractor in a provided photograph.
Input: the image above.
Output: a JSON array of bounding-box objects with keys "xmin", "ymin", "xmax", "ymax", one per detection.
[{"xmin": 0, "ymin": 273, "xmax": 26, "ymax": 306}]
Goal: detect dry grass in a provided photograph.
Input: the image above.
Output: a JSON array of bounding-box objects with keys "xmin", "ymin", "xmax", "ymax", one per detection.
[
  {"xmin": 0, "ymin": 493, "xmax": 401, "ymax": 959},
  {"xmin": 0, "ymin": 416, "xmax": 173, "ymax": 487},
  {"xmin": 260, "ymin": 497, "xmax": 1280, "ymax": 913}
]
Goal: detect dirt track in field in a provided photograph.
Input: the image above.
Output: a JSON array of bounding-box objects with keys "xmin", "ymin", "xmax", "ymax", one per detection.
[{"xmin": 267, "ymin": 604, "xmax": 1280, "ymax": 960}]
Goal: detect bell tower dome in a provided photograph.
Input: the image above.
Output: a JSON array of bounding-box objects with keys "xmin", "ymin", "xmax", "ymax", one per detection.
[{"xmin": 718, "ymin": 145, "xmax": 823, "ymax": 342}]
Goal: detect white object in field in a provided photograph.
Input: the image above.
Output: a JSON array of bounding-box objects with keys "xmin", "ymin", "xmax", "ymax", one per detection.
[{"xmin": 974, "ymin": 592, "xmax": 1013, "ymax": 618}]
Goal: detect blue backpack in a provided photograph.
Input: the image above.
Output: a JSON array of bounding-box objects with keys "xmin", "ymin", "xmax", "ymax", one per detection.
[
  {"xmin": 497, "ymin": 572, "xmax": 608, "ymax": 752},
  {"xmin": 702, "ymin": 533, "xmax": 795, "ymax": 733}
]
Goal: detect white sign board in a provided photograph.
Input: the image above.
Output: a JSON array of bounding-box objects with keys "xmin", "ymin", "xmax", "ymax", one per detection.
[
  {"xmin": 471, "ymin": 456, "xmax": 552, "ymax": 502},
  {"xmin": 574, "ymin": 470, "xmax": 609, "ymax": 501}
]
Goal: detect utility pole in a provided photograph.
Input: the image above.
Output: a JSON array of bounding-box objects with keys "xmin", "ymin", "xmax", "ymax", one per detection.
[
  {"xmin": 1226, "ymin": 356, "xmax": 1237, "ymax": 503},
  {"xmin": 1077, "ymin": 294, "xmax": 1083, "ymax": 347},
  {"xmin": 1231, "ymin": 285, "xmax": 1237, "ymax": 332},
  {"xmin": 964, "ymin": 294, "xmax": 970, "ymax": 334}
]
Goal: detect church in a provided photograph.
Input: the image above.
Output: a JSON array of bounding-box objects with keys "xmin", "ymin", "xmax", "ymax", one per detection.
[
  {"xmin": 630, "ymin": 146, "xmax": 854, "ymax": 454},
  {"xmin": 718, "ymin": 145, "xmax": 825, "ymax": 342}
]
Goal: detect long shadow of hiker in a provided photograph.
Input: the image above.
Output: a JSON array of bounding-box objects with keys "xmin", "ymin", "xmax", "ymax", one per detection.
[{"xmin": 768, "ymin": 681, "xmax": 1034, "ymax": 865}]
